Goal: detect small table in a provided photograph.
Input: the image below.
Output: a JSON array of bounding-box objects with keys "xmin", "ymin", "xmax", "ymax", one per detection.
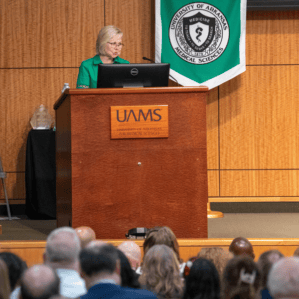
[{"xmin": 25, "ymin": 129, "xmax": 56, "ymax": 219}]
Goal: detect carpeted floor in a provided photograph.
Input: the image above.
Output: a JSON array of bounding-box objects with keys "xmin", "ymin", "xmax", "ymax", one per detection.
[
  {"xmin": 0, "ymin": 218, "xmax": 56, "ymax": 240},
  {"xmin": 0, "ymin": 213, "xmax": 298, "ymax": 240}
]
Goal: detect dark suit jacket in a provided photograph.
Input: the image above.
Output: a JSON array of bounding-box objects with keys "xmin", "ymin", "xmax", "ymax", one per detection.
[
  {"xmin": 81, "ymin": 283, "xmax": 157, "ymax": 299},
  {"xmin": 261, "ymin": 288, "xmax": 273, "ymax": 299}
]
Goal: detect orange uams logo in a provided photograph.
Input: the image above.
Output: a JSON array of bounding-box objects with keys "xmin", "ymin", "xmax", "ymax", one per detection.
[{"xmin": 110, "ymin": 105, "xmax": 169, "ymax": 139}]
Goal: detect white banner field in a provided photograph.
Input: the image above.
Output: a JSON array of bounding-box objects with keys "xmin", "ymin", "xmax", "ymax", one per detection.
[{"xmin": 155, "ymin": 0, "xmax": 247, "ymax": 89}]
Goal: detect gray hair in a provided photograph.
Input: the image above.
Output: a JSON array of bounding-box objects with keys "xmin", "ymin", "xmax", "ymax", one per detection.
[
  {"xmin": 268, "ymin": 257, "xmax": 299, "ymax": 298},
  {"xmin": 257, "ymin": 250, "xmax": 284, "ymax": 288},
  {"xmin": 45, "ymin": 227, "xmax": 81, "ymax": 263},
  {"xmin": 95, "ymin": 25, "xmax": 123, "ymax": 56}
]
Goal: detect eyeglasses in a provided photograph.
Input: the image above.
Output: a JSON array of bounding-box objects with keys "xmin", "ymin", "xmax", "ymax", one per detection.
[{"xmin": 107, "ymin": 42, "xmax": 124, "ymax": 48}]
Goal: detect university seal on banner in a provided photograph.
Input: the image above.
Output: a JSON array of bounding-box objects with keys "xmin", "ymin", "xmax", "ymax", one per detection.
[{"xmin": 169, "ymin": 3, "xmax": 230, "ymax": 65}]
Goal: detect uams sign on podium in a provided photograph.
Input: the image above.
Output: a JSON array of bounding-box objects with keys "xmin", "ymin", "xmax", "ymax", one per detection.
[{"xmin": 110, "ymin": 105, "xmax": 169, "ymax": 139}]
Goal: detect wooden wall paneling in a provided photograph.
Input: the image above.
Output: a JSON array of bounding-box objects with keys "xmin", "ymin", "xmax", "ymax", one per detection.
[
  {"xmin": 0, "ymin": 200, "xmax": 25, "ymax": 205},
  {"xmin": 0, "ymin": 68, "xmax": 78, "ymax": 174},
  {"xmin": 0, "ymin": 76, "xmax": 6, "ymax": 170},
  {"xmin": 209, "ymin": 197, "xmax": 299, "ymax": 202},
  {"xmin": 208, "ymin": 171, "xmax": 219, "ymax": 197},
  {"xmin": 104, "ymin": 0, "xmax": 154, "ymax": 63},
  {"xmin": 0, "ymin": 241, "xmax": 46, "ymax": 267},
  {"xmin": 1, "ymin": 239, "xmax": 299, "ymax": 267},
  {"xmin": 179, "ymin": 245, "xmax": 299, "ymax": 262},
  {"xmin": 0, "ymin": 173, "xmax": 25, "ymax": 200},
  {"xmin": 0, "ymin": 0, "xmax": 104, "ymax": 68},
  {"xmin": 246, "ymin": 11, "xmax": 299, "ymax": 65},
  {"xmin": 220, "ymin": 170, "xmax": 299, "ymax": 197},
  {"xmin": 6, "ymin": 248, "xmax": 44, "ymax": 267},
  {"xmin": 175, "ymin": 239, "xmax": 299, "ymax": 261},
  {"xmin": 219, "ymin": 66, "xmax": 299, "ymax": 170},
  {"xmin": 206, "ymin": 87, "xmax": 219, "ymax": 170}
]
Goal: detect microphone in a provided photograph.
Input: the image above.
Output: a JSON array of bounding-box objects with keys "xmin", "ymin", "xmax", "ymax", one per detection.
[
  {"xmin": 142, "ymin": 57, "xmax": 155, "ymax": 63},
  {"xmin": 142, "ymin": 57, "xmax": 178, "ymax": 84}
]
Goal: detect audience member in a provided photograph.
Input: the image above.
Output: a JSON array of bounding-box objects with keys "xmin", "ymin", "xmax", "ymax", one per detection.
[
  {"xmin": 44, "ymin": 227, "xmax": 86, "ymax": 298},
  {"xmin": 86, "ymin": 240, "xmax": 106, "ymax": 248},
  {"xmin": 141, "ymin": 226, "xmax": 185, "ymax": 275},
  {"xmin": 118, "ymin": 241, "xmax": 142, "ymax": 270},
  {"xmin": 183, "ymin": 258, "xmax": 220, "ymax": 299},
  {"xmin": 268, "ymin": 257, "xmax": 299, "ymax": 299},
  {"xmin": 197, "ymin": 247, "xmax": 233, "ymax": 277},
  {"xmin": 20, "ymin": 265, "xmax": 60, "ymax": 299},
  {"xmin": 0, "ymin": 259, "xmax": 11, "ymax": 299},
  {"xmin": 79, "ymin": 244, "xmax": 157, "ymax": 299},
  {"xmin": 6, "ymin": 224, "xmax": 298, "ymax": 299},
  {"xmin": 139, "ymin": 244, "xmax": 184, "ymax": 299},
  {"xmin": 222, "ymin": 256, "xmax": 260, "ymax": 299},
  {"xmin": 229, "ymin": 237, "xmax": 255, "ymax": 259},
  {"xmin": 257, "ymin": 250, "xmax": 284, "ymax": 299},
  {"xmin": 183, "ymin": 257, "xmax": 198, "ymax": 278},
  {"xmin": 143, "ymin": 227, "xmax": 180, "ymax": 261},
  {"xmin": 75, "ymin": 226, "xmax": 96, "ymax": 249},
  {"xmin": 0, "ymin": 252, "xmax": 27, "ymax": 299},
  {"xmin": 293, "ymin": 247, "xmax": 299, "ymax": 257},
  {"xmin": 117, "ymin": 249, "xmax": 140, "ymax": 289}
]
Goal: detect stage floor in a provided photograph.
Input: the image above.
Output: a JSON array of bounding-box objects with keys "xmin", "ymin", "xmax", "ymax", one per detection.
[{"xmin": 0, "ymin": 213, "xmax": 298, "ymax": 240}]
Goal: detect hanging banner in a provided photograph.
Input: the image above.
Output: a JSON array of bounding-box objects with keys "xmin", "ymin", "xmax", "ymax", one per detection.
[{"xmin": 155, "ymin": 0, "xmax": 247, "ymax": 89}]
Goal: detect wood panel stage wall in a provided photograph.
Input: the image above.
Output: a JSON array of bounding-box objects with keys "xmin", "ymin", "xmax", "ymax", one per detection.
[
  {"xmin": 1, "ymin": 1, "xmax": 299, "ymax": 205},
  {"xmin": 1, "ymin": 239, "xmax": 299, "ymax": 267}
]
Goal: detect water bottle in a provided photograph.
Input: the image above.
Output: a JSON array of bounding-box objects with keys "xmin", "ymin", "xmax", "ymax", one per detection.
[{"xmin": 61, "ymin": 83, "xmax": 70, "ymax": 94}]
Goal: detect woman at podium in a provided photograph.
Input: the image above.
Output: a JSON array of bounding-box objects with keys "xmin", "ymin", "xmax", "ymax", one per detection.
[{"xmin": 76, "ymin": 26, "xmax": 129, "ymax": 88}]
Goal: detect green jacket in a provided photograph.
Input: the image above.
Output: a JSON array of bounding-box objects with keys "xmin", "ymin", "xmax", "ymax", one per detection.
[{"xmin": 76, "ymin": 55, "xmax": 129, "ymax": 88}]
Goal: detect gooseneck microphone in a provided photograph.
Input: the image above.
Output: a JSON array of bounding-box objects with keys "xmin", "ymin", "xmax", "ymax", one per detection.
[
  {"xmin": 142, "ymin": 57, "xmax": 155, "ymax": 63},
  {"xmin": 142, "ymin": 57, "xmax": 178, "ymax": 84}
]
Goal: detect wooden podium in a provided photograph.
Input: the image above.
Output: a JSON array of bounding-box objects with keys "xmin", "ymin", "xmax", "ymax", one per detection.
[{"xmin": 54, "ymin": 87, "xmax": 209, "ymax": 239}]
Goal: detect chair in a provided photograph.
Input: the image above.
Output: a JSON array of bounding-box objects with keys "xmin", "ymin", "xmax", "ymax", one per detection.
[{"xmin": 0, "ymin": 157, "xmax": 12, "ymax": 220}]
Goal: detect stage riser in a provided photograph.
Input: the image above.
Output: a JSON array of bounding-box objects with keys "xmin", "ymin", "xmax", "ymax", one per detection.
[{"xmin": 1, "ymin": 239, "xmax": 299, "ymax": 267}]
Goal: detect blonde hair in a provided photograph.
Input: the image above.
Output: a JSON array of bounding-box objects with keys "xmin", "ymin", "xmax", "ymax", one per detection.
[
  {"xmin": 96, "ymin": 25, "xmax": 123, "ymax": 56},
  {"xmin": 0, "ymin": 259, "xmax": 11, "ymax": 299},
  {"xmin": 197, "ymin": 247, "xmax": 233, "ymax": 276},
  {"xmin": 139, "ymin": 245, "xmax": 184, "ymax": 298},
  {"xmin": 143, "ymin": 226, "xmax": 181, "ymax": 262}
]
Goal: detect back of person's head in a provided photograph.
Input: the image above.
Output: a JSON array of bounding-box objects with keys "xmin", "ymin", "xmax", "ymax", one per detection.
[
  {"xmin": 75, "ymin": 226, "xmax": 96, "ymax": 249},
  {"xmin": 183, "ymin": 258, "xmax": 220, "ymax": 299},
  {"xmin": 257, "ymin": 250, "xmax": 284, "ymax": 289},
  {"xmin": 79, "ymin": 244, "xmax": 118, "ymax": 277},
  {"xmin": 118, "ymin": 241, "xmax": 141, "ymax": 270},
  {"xmin": 293, "ymin": 247, "xmax": 299, "ymax": 257},
  {"xmin": 45, "ymin": 227, "xmax": 81, "ymax": 264},
  {"xmin": 0, "ymin": 252, "xmax": 27, "ymax": 291},
  {"xmin": 229, "ymin": 237, "xmax": 255, "ymax": 259},
  {"xmin": 143, "ymin": 226, "xmax": 180, "ymax": 262},
  {"xmin": 268, "ymin": 257, "xmax": 299, "ymax": 299},
  {"xmin": 86, "ymin": 240, "xmax": 107, "ymax": 248},
  {"xmin": 116, "ymin": 249, "xmax": 140, "ymax": 289},
  {"xmin": 197, "ymin": 247, "xmax": 233, "ymax": 277},
  {"xmin": 0, "ymin": 259, "xmax": 11, "ymax": 299},
  {"xmin": 222, "ymin": 256, "xmax": 260, "ymax": 299},
  {"xmin": 139, "ymin": 244, "xmax": 184, "ymax": 298},
  {"xmin": 20, "ymin": 265, "xmax": 60, "ymax": 299}
]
